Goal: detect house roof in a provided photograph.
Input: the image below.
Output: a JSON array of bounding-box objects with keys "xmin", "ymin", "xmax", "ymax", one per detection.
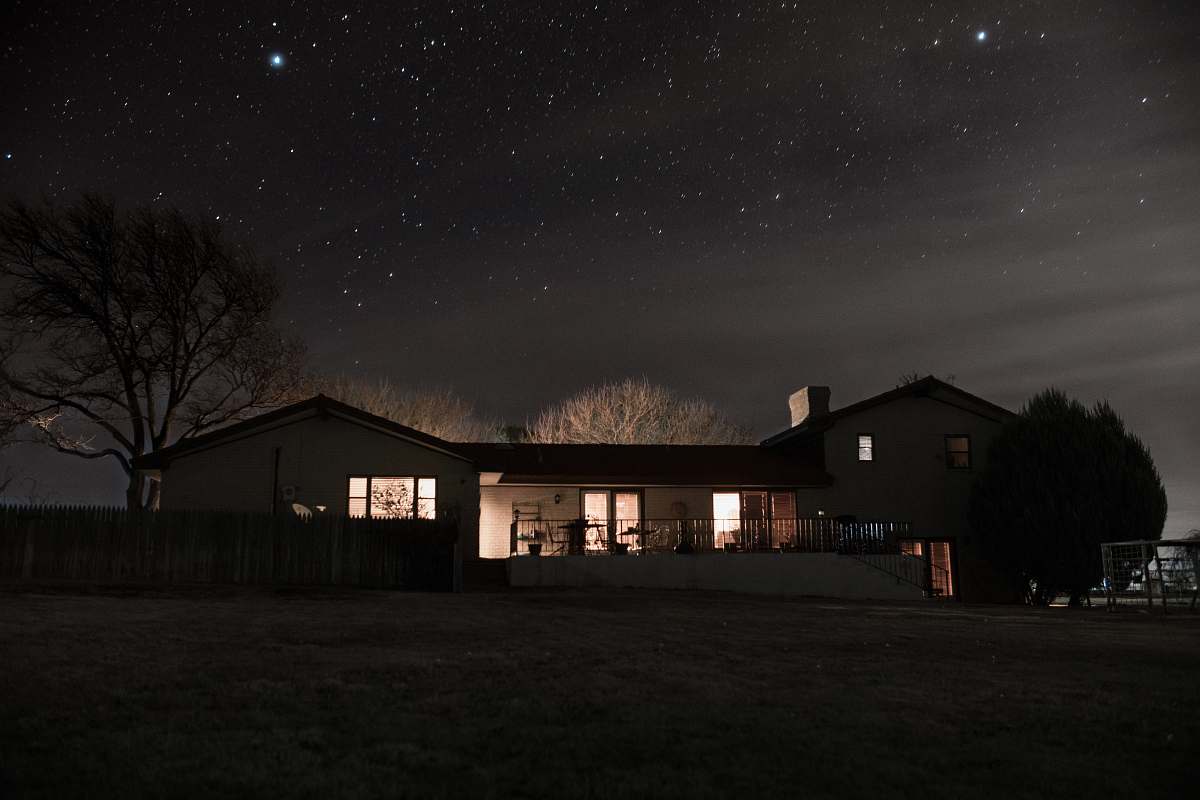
[
  {"xmin": 454, "ymin": 442, "xmax": 830, "ymax": 486},
  {"xmin": 761, "ymin": 376, "xmax": 1016, "ymax": 447},
  {"xmin": 131, "ymin": 394, "xmax": 471, "ymax": 470}
]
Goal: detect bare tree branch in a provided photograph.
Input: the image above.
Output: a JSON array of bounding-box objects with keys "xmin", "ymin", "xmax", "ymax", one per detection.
[
  {"xmin": 0, "ymin": 195, "xmax": 307, "ymax": 508},
  {"xmin": 303, "ymin": 376, "xmax": 500, "ymax": 442},
  {"xmin": 526, "ymin": 378, "xmax": 752, "ymax": 445}
]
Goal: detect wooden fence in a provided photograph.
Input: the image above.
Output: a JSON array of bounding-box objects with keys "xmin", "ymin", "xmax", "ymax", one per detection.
[{"xmin": 0, "ymin": 505, "xmax": 459, "ymax": 590}]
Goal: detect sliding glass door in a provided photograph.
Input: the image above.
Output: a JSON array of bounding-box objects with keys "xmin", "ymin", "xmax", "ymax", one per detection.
[{"xmin": 582, "ymin": 490, "xmax": 642, "ymax": 552}]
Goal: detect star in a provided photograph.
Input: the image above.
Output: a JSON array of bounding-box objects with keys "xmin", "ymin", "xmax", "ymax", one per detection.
[{"xmin": 269, "ymin": 52, "xmax": 286, "ymax": 69}]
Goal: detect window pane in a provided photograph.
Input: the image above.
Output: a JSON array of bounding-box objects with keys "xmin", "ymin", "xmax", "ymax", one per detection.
[
  {"xmin": 348, "ymin": 497, "xmax": 368, "ymax": 518},
  {"xmin": 583, "ymin": 491, "xmax": 609, "ymax": 523},
  {"xmin": 929, "ymin": 541, "xmax": 954, "ymax": 596},
  {"xmin": 614, "ymin": 492, "xmax": 639, "ymax": 525},
  {"xmin": 713, "ymin": 492, "xmax": 740, "ymax": 549},
  {"xmin": 771, "ymin": 492, "xmax": 796, "ymax": 548},
  {"xmin": 582, "ymin": 492, "xmax": 609, "ymax": 551},
  {"xmin": 946, "ymin": 436, "xmax": 970, "ymax": 468},
  {"xmin": 858, "ymin": 434, "xmax": 873, "ymax": 462},
  {"xmin": 370, "ymin": 477, "xmax": 415, "ymax": 518},
  {"xmin": 348, "ymin": 477, "xmax": 368, "ymax": 498},
  {"xmin": 416, "ymin": 478, "xmax": 436, "ymax": 519},
  {"xmin": 712, "ymin": 492, "xmax": 740, "ymax": 521},
  {"xmin": 417, "ymin": 498, "xmax": 436, "ymax": 520}
]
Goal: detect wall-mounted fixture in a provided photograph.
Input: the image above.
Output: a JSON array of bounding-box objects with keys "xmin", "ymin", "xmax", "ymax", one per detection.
[{"xmin": 553, "ymin": 494, "xmax": 561, "ymax": 504}]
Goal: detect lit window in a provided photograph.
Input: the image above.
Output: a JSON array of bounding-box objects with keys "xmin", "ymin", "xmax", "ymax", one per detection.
[
  {"xmin": 417, "ymin": 478, "xmax": 437, "ymax": 520},
  {"xmin": 347, "ymin": 476, "xmax": 435, "ymax": 518},
  {"xmin": 348, "ymin": 477, "xmax": 368, "ymax": 517},
  {"xmin": 614, "ymin": 491, "xmax": 640, "ymax": 526},
  {"xmin": 857, "ymin": 434, "xmax": 874, "ymax": 462},
  {"xmin": 712, "ymin": 492, "xmax": 741, "ymax": 548},
  {"xmin": 945, "ymin": 436, "xmax": 971, "ymax": 469}
]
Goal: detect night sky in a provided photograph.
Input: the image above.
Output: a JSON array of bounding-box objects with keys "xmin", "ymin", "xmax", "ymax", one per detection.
[{"xmin": 2, "ymin": 2, "xmax": 1198, "ymax": 531}]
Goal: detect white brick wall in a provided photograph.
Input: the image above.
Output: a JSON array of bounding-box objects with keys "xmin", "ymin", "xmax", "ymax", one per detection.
[{"xmin": 478, "ymin": 485, "xmax": 581, "ymax": 558}]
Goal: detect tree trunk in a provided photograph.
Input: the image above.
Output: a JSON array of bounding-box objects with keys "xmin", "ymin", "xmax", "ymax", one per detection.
[
  {"xmin": 144, "ymin": 479, "xmax": 160, "ymax": 511},
  {"xmin": 125, "ymin": 472, "xmax": 145, "ymax": 510}
]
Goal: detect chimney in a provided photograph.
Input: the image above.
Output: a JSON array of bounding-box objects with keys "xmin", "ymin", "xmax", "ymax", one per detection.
[{"xmin": 789, "ymin": 386, "xmax": 831, "ymax": 427}]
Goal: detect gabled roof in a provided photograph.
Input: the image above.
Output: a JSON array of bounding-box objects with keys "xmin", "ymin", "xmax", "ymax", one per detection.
[
  {"xmin": 454, "ymin": 442, "xmax": 829, "ymax": 487},
  {"xmin": 762, "ymin": 376, "xmax": 1016, "ymax": 447},
  {"xmin": 132, "ymin": 395, "xmax": 471, "ymax": 470}
]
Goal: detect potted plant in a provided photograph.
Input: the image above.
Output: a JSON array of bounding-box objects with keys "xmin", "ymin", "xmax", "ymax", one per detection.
[{"xmin": 527, "ymin": 542, "xmax": 542, "ymax": 556}]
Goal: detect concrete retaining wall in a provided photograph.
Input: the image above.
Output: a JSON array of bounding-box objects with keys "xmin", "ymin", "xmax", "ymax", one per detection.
[{"xmin": 507, "ymin": 553, "xmax": 925, "ymax": 601}]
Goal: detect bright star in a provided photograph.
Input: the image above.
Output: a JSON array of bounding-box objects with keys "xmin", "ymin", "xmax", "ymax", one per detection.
[
  {"xmin": 976, "ymin": 30, "xmax": 988, "ymax": 42},
  {"xmin": 269, "ymin": 52, "xmax": 286, "ymax": 69}
]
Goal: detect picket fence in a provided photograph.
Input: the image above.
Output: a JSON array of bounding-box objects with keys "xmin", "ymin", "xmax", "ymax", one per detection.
[{"xmin": 0, "ymin": 505, "xmax": 459, "ymax": 590}]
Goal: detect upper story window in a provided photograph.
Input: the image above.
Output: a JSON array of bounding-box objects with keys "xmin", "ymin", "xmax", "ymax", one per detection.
[
  {"xmin": 945, "ymin": 436, "xmax": 971, "ymax": 469},
  {"xmin": 348, "ymin": 475, "xmax": 437, "ymax": 519},
  {"xmin": 857, "ymin": 434, "xmax": 874, "ymax": 462}
]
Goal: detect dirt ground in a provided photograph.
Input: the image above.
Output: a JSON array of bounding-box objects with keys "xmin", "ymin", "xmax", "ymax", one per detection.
[{"xmin": 1, "ymin": 583, "xmax": 1197, "ymax": 799}]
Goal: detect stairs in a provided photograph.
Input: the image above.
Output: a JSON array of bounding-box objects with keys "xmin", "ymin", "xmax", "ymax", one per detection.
[{"xmin": 844, "ymin": 551, "xmax": 947, "ymax": 599}]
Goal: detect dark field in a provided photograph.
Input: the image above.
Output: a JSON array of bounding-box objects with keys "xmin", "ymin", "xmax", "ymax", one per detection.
[{"xmin": 1, "ymin": 584, "xmax": 1197, "ymax": 799}]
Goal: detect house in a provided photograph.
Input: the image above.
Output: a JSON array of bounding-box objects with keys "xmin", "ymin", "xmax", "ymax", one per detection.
[{"xmin": 133, "ymin": 376, "xmax": 1017, "ymax": 602}]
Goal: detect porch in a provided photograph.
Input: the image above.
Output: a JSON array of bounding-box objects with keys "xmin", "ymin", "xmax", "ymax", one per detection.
[{"xmin": 508, "ymin": 517, "xmax": 956, "ymax": 599}]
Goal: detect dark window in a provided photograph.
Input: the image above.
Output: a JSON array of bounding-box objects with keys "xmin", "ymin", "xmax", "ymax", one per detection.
[
  {"xmin": 945, "ymin": 435, "xmax": 971, "ymax": 469},
  {"xmin": 857, "ymin": 434, "xmax": 874, "ymax": 462}
]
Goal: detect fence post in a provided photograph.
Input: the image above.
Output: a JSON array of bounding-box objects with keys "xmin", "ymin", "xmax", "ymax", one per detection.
[
  {"xmin": 1144, "ymin": 543, "xmax": 1154, "ymax": 610},
  {"xmin": 22, "ymin": 517, "xmax": 36, "ymax": 579}
]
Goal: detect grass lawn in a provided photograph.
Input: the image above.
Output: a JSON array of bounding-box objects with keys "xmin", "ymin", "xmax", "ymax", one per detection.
[{"xmin": 1, "ymin": 584, "xmax": 1197, "ymax": 799}]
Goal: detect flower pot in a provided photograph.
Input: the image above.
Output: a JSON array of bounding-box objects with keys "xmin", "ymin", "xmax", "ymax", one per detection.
[
  {"xmin": 613, "ymin": 543, "xmax": 630, "ymax": 555},
  {"xmin": 723, "ymin": 542, "xmax": 739, "ymax": 553},
  {"xmin": 527, "ymin": 543, "xmax": 542, "ymax": 556}
]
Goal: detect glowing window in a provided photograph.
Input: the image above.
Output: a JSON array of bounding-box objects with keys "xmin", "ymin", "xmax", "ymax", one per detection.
[
  {"xmin": 712, "ymin": 492, "xmax": 740, "ymax": 522},
  {"xmin": 347, "ymin": 476, "xmax": 434, "ymax": 518},
  {"xmin": 929, "ymin": 541, "xmax": 955, "ymax": 596},
  {"xmin": 857, "ymin": 434, "xmax": 874, "ymax": 462},
  {"xmin": 583, "ymin": 491, "xmax": 609, "ymax": 524},
  {"xmin": 945, "ymin": 435, "xmax": 971, "ymax": 469},
  {"xmin": 614, "ymin": 491, "xmax": 640, "ymax": 525},
  {"xmin": 417, "ymin": 478, "xmax": 437, "ymax": 520},
  {"xmin": 712, "ymin": 492, "xmax": 740, "ymax": 548},
  {"xmin": 348, "ymin": 477, "xmax": 368, "ymax": 518}
]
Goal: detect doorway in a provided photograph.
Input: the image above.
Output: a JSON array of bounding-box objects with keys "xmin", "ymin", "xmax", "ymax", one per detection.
[{"xmin": 899, "ymin": 538, "xmax": 956, "ymax": 598}]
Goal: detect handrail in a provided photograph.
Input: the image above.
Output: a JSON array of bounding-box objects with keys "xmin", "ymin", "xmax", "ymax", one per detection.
[
  {"xmin": 511, "ymin": 517, "xmax": 913, "ymax": 556},
  {"xmin": 843, "ymin": 547, "xmax": 953, "ymax": 598}
]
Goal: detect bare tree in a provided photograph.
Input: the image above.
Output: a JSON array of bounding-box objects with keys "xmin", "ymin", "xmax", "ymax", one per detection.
[
  {"xmin": 527, "ymin": 378, "xmax": 752, "ymax": 444},
  {"xmin": 310, "ymin": 376, "xmax": 499, "ymax": 442},
  {"xmin": 0, "ymin": 195, "xmax": 306, "ymax": 508}
]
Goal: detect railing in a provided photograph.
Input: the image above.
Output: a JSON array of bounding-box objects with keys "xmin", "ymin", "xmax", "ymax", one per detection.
[
  {"xmin": 511, "ymin": 518, "xmax": 913, "ymax": 557},
  {"xmin": 843, "ymin": 550, "xmax": 953, "ymax": 598}
]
